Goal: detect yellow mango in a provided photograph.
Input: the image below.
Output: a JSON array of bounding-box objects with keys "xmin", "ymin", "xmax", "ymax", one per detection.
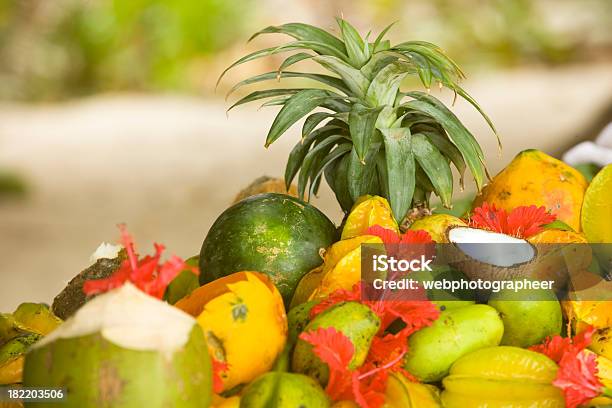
[
  {"xmin": 290, "ymin": 266, "xmax": 325, "ymax": 309},
  {"xmin": 175, "ymin": 271, "xmax": 287, "ymax": 391},
  {"xmin": 407, "ymin": 214, "xmax": 466, "ymax": 243},
  {"xmin": 441, "ymin": 346, "xmax": 564, "ymax": 408},
  {"xmin": 473, "ymin": 149, "xmax": 587, "ymax": 231},
  {"xmin": 341, "ymin": 195, "xmax": 398, "ymax": 240},
  {"xmin": 591, "ymin": 327, "xmax": 612, "ymax": 361},
  {"xmin": 582, "ymin": 164, "xmax": 612, "ymax": 243}
]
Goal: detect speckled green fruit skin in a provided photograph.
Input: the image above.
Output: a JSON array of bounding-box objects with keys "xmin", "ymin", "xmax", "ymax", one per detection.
[
  {"xmin": 292, "ymin": 301, "xmax": 380, "ymax": 386},
  {"xmin": 199, "ymin": 193, "xmax": 337, "ymax": 305},
  {"xmin": 22, "ymin": 327, "xmax": 212, "ymax": 408},
  {"xmin": 403, "ymin": 304, "xmax": 504, "ymax": 383},
  {"xmin": 488, "ymin": 288, "xmax": 562, "ymax": 347},
  {"xmin": 287, "ymin": 301, "xmax": 318, "ymax": 346},
  {"xmin": 240, "ymin": 372, "xmax": 330, "ymax": 408}
]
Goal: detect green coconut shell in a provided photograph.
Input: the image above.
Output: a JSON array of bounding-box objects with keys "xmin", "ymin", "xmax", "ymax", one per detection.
[
  {"xmin": 199, "ymin": 193, "xmax": 337, "ymax": 305},
  {"xmin": 22, "ymin": 326, "xmax": 212, "ymax": 407}
]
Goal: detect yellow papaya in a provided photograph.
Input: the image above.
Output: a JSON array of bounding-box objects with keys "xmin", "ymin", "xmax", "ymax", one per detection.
[
  {"xmin": 175, "ymin": 271, "xmax": 287, "ymax": 391},
  {"xmin": 473, "ymin": 150, "xmax": 587, "ymax": 231}
]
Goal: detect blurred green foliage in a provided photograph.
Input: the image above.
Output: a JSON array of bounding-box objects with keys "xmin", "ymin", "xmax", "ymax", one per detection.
[
  {"xmin": 0, "ymin": 0, "xmax": 253, "ymax": 101},
  {"xmin": 0, "ymin": 0, "xmax": 610, "ymax": 101}
]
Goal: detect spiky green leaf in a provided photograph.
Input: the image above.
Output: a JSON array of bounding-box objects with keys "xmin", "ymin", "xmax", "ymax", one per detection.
[
  {"xmin": 302, "ymin": 112, "xmax": 335, "ymax": 137},
  {"xmin": 412, "ymin": 134, "xmax": 453, "ymax": 207},
  {"xmin": 419, "ymin": 130, "xmax": 467, "ymax": 188},
  {"xmin": 278, "ymin": 52, "xmax": 313, "ymax": 73},
  {"xmin": 337, "ymin": 18, "xmax": 368, "ymax": 67},
  {"xmin": 266, "ymin": 89, "xmax": 336, "ymax": 147},
  {"xmin": 347, "ymin": 144, "xmax": 381, "ymax": 201},
  {"xmin": 313, "ymin": 56, "xmax": 370, "ymax": 99},
  {"xmin": 284, "ymin": 125, "xmax": 345, "ymax": 188},
  {"xmin": 326, "ymin": 153, "xmax": 354, "ymax": 212},
  {"xmin": 381, "ymin": 127, "xmax": 415, "ymax": 221},
  {"xmin": 349, "ymin": 104, "xmax": 382, "ymax": 162},
  {"xmin": 366, "ymin": 61, "xmax": 411, "ymax": 106},
  {"xmin": 249, "ymin": 23, "xmax": 347, "ymax": 56},
  {"xmin": 228, "ymin": 89, "xmax": 303, "ymax": 111},
  {"xmin": 227, "ymin": 71, "xmax": 350, "ymax": 97},
  {"xmin": 297, "ymin": 135, "xmax": 345, "ymax": 198},
  {"xmin": 308, "ymin": 144, "xmax": 352, "ymax": 199},
  {"xmin": 402, "ymin": 95, "xmax": 486, "ymax": 190}
]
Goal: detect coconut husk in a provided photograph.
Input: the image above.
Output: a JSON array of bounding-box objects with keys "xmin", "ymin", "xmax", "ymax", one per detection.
[
  {"xmin": 51, "ymin": 251, "xmax": 125, "ymax": 320},
  {"xmin": 232, "ymin": 176, "xmax": 297, "ymax": 204}
]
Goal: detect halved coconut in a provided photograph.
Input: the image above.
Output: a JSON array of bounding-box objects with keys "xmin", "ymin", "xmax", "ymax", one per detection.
[
  {"xmin": 23, "ymin": 283, "xmax": 212, "ymax": 407},
  {"xmin": 442, "ymin": 227, "xmax": 538, "ymax": 282}
]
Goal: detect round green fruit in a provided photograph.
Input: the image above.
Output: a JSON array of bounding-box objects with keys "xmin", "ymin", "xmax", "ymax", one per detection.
[
  {"xmin": 240, "ymin": 372, "xmax": 330, "ymax": 407},
  {"xmin": 199, "ymin": 193, "xmax": 337, "ymax": 304},
  {"xmin": 23, "ymin": 284, "xmax": 212, "ymax": 408},
  {"xmin": 488, "ymin": 287, "xmax": 562, "ymax": 347}
]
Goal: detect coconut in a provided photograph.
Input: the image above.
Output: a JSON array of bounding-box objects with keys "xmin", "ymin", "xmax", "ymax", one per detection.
[
  {"xmin": 23, "ymin": 283, "xmax": 212, "ymax": 407},
  {"xmin": 443, "ymin": 227, "xmax": 538, "ymax": 282}
]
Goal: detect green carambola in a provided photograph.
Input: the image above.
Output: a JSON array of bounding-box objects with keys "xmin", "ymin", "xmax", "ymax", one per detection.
[{"xmin": 221, "ymin": 18, "xmax": 498, "ymax": 221}]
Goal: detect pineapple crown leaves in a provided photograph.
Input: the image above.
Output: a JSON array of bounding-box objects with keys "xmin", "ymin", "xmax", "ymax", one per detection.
[{"xmin": 219, "ymin": 18, "xmax": 500, "ymax": 221}]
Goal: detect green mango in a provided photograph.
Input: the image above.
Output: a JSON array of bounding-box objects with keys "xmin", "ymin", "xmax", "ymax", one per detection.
[
  {"xmin": 240, "ymin": 372, "xmax": 330, "ymax": 407},
  {"xmin": 272, "ymin": 301, "xmax": 319, "ymax": 373},
  {"xmin": 488, "ymin": 287, "xmax": 562, "ymax": 347},
  {"xmin": 292, "ymin": 301, "xmax": 380, "ymax": 385},
  {"xmin": 287, "ymin": 301, "xmax": 318, "ymax": 346},
  {"xmin": 411, "ymin": 266, "xmax": 475, "ymax": 308},
  {"xmin": 12, "ymin": 303, "xmax": 62, "ymax": 336},
  {"xmin": 164, "ymin": 256, "xmax": 201, "ymax": 305},
  {"xmin": 0, "ymin": 333, "xmax": 41, "ymax": 367},
  {"xmin": 403, "ymin": 304, "xmax": 504, "ymax": 382},
  {"xmin": 0, "ymin": 314, "xmax": 27, "ymax": 345}
]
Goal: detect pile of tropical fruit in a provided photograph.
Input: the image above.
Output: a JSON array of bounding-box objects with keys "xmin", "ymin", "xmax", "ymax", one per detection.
[{"xmin": 2, "ymin": 18, "xmax": 612, "ymax": 408}]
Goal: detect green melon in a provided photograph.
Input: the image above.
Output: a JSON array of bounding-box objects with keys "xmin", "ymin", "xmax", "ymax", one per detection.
[{"xmin": 199, "ymin": 193, "xmax": 337, "ymax": 304}]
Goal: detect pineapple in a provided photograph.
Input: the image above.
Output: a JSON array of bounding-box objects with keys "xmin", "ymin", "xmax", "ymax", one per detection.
[{"xmin": 219, "ymin": 19, "xmax": 499, "ymax": 222}]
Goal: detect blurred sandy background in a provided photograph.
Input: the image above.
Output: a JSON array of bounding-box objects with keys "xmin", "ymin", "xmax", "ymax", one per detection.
[{"xmin": 1, "ymin": 0, "xmax": 612, "ymax": 311}]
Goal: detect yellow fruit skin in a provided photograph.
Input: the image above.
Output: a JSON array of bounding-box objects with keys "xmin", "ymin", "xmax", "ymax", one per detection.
[
  {"xmin": 176, "ymin": 271, "xmax": 287, "ymax": 391},
  {"xmin": 12, "ymin": 303, "xmax": 62, "ymax": 336},
  {"xmin": 310, "ymin": 235, "xmax": 383, "ymax": 299},
  {"xmin": 591, "ymin": 327, "xmax": 612, "ymax": 361},
  {"xmin": 473, "ymin": 150, "xmax": 587, "ymax": 231},
  {"xmin": 408, "ymin": 214, "xmax": 466, "ymax": 243},
  {"xmin": 341, "ymin": 195, "xmax": 398, "ymax": 240},
  {"xmin": 582, "ymin": 164, "xmax": 612, "ymax": 243},
  {"xmin": 0, "ymin": 356, "xmax": 23, "ymax": 385},
  {"xmin": 441, "ymin": 346, "xmax": 564, "ymax": 408},
  {"xmin": 212, "ymin": 395, "xmax": 240, "ymax": 408},
  {"xmin": 290, "ymin": 266, "xmax": 325, "ymax": 309},
  {"xmin": 404, "ymin": 305, "xmax": 504, "ymax": 383},
  {"xmin": 384, "ymin": 372, "xmax": 441, "ymax": 408},
  {"xmin": 527, "ymin": 229, "xmax": 591, "ymax": 288}
]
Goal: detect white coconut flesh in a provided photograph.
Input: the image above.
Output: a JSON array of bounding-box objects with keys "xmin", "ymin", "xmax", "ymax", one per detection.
[
  {"xmin": 448, "ymin": 227, "xmax": 535, "ymax": 267},
  {"xmin": 35, "ymin": 283, "xmax": 196, "ymax": 358},
  {"xmin": 89, "ymin": 242, "xmax": 123, "ymax": 263}
]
